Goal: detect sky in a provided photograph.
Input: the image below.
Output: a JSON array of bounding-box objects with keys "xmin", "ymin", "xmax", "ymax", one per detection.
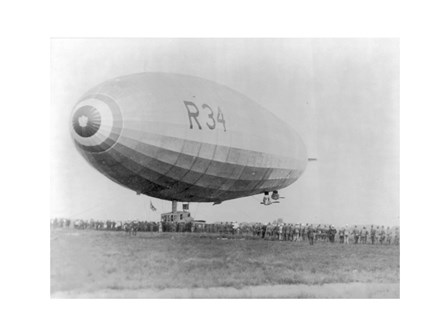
[{"xmin": 51, "ymin": 38, "xmax": 399, "ymax": 226}]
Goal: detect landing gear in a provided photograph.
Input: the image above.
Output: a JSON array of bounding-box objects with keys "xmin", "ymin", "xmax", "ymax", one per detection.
[
  {"xmin": 260, "ymin": 191, "xmax": 284, "ymax": 205},
  {"xmin": 261, "ymin": 191, "xmax": 270, "ymax": 205}
]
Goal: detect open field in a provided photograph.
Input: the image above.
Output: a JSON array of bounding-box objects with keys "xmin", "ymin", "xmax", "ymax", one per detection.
[{"xmin": 51, "ymin": 229, "xmax": 399, "ymax": 298}]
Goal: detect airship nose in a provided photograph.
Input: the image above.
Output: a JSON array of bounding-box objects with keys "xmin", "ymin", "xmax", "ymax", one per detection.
[
  {"xmin": 70, "ymin": 94, "xmax": 123, "ymax": 153},
  {"xmin": 72, "ymin": 105, "xmax": 102, "ymax": 137}
]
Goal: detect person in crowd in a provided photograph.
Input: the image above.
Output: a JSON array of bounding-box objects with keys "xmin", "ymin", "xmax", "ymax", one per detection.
[
  {"xmin": 379, "ymin": 226, "xmax": 386, "ymax": 244},
  {"xmin": 339, "ymin": 227, "xmax": 345, "ymax": 244},
  {"xmin": 386, "ymin": 226, "xmax": 392, "ymax": 245},
  {"xmin": 353, "ymin": 225, "xmax": 359, "ymax": 244},
  {"xmin": 344, "ymin": 225, "xmax": 350, "ymax": 245},
  {"xmin": 360, "ymin": 226, "xmax": 367, "ymax": 244}
]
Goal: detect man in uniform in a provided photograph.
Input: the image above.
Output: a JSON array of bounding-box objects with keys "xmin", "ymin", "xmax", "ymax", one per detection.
[
  {"xmin": 316, "ymin": 224, "xmax": 321, "ymax": 242},
  {"xmin": 379, "ymin": 226, "xmax": 386, "ymax": 244},
  {"xmin": 286, "ymin": 224, "xmax": 291, "ymax": 241},
  {"xmin": 344, "ymin": 225, "xmax": 350, "ymax": 244},
  {"xmin": 290, "ymin": 224, "xmax": 294, "ymax": 241},
  {"xmin": 323, "ymin": 225, "xmax": 328, "ymax": 242},
  {"xmin": 386, "ymin": 226, "xmax": 392, "ymax": 245},
  {"xmin": 360, "ymin": 226, "xmax": 367, "ymax": 244},
  {"xmin": 353, "ymin": 225, "xmax": 359, "ymax": 244},
  {"xmin": 273, "ymin": 224, "xmax": 277, "ymax": 240},
  {"xmin": 297, "ymin": 224, "xmax": 302, "ymax": 241},
  {"xmin": 289, "ymin": 224, "xmax": 293, "ymax": 241},
  {"xmin": 265, "ymin": 223, "xmax": 271, "ymax": 240},
  {"xmin": 394, "ymin": 227, "xmax": 400, "ymax": 245},
  {"xmin": 293, "ymin": 224, "xmax": 299, "ymax": 241},
  {"xmin": 339, "ymin": 227, "xmax": 344, "ymax": 244},
  {"xmin": 262, "ymin": 224, "xmax": 267, "ymax": 239},
  {"xmin": 375, "ymin": 226, "xmax": 381, "ymax": 244},
  {"xmin": 328, "ymin": 225, "xmax": 333, "ymax": 242},
  {"xmin": 303, "ymin": 224, "xmax": 309, "ymax": 242},
  {"xmin": 370, "ymin": 225, "xmax": 376, "ymax": 244},
  {"xmin": 308, "ymin": 224, "xmax": 315, "ymax": 245}
]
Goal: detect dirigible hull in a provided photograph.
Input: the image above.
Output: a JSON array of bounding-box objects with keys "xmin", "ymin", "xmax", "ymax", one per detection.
[{"xmin": 70, "ymin": 73, "xmax": 307, "ymax": 203}]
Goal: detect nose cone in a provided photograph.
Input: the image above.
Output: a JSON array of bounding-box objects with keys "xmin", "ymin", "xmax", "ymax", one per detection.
[
  {"xmin": 72, "ymin": 105, "xmax": 102, "ymax": 137},
  {"xmin": 70, "ymin": 94, "xmax": 123, "ymax": 153}
]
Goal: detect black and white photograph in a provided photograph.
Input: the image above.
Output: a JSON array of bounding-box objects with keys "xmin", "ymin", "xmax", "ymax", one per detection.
[
  {"xmin": 50, "ymin": 38, "xmax": 400, "ymax": 299},
  {"xmin": 6, "ymin": 1, "xmax": 448, "ymax": 335}
]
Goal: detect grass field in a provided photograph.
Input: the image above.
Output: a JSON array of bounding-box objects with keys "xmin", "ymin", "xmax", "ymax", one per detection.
[{"xmin": 50, "ymin": 229, "xmax": 399, "ymax": 298}]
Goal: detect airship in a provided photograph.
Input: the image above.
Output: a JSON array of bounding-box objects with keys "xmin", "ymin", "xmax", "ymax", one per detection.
[{"xmin": 70, "ymin": 72, "xmax": 308, "ymax": 213}]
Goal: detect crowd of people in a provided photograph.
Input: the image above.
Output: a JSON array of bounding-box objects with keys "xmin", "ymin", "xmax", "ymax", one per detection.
[{"xmin": 51, "ymin": 218, "xmax": 400, "ymax": 245}]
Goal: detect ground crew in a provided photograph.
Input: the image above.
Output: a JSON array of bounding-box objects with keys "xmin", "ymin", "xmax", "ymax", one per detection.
[
  {"xmin": 394, "ymin": 227, "xmax": 400, "ymax": 245},
  {"xmin": 386, "ymin": 226, "xmax": 392, "ymax": 244},
  {"xmin": 293, "ymin": 224, "xmax": 299, "ymax": 241},
  {"xmin": 375, "ymin": 226, "xmax": 380, "ymax": 244},
  {"xmin": 379, "ymin": 226, "xmax": 386, "ymax": 244},
  {"xmin": 328, "ymin": 225, "xmax": 336, "ymax": 243},
  {"xmin": 308, "ymin": 224, "xmax": 315, "ymax": 245},
  {"xmin": 270, "ymin": 224, "xmax": 275, "ymax": 240},
  {"xmin": 360, "ymin": 226, "xmax": 367, "ymax": 244},
  {"xmin": 323, "ymin": 225, "xmax": 329, "ymax": 242},
  {"xmin": 264, "ymin": 223, "xmax": 270, "ymax": 240},
  {"xmin": 339, "ymin": 228, "xmax": 344, "ymax": 244},
  {"xmin": 286, "ymin": 224, "xmax": 291, "ymax": 241},
  {"xmin": 302, "ymin": 223, "xmax": 308, "ymax": 241},
  {"xmin": 316, "ymin": 225, "xmax": 321, "ymax": 242},
  {"xmin": 344, "ymin": 225, "xmax": 350, "ymax": 244},
  {"xmin": 353, "ymin": 225, "xmax": 359, "ymax": 244},
  {"xmin": 303, "ymin": 224, "xmax": 308, "ymax": 242},
  {"xmin": 370, "ymin": 225, "xmax": 376, "ymax": 244},
  {"xmin": 51, "ymin": 216, "xmax": 402, "ymax": 248}
]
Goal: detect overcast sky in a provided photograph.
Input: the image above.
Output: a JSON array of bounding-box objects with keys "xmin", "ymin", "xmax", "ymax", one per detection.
[{"xmin": 51, "ymin": 38, "xmax": 399, "ymax": 226}]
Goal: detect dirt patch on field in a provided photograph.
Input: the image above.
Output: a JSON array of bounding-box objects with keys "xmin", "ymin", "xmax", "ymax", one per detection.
[{"xmin": 52, "ymin": 282, "xmax": 399, "ymax": 299}]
